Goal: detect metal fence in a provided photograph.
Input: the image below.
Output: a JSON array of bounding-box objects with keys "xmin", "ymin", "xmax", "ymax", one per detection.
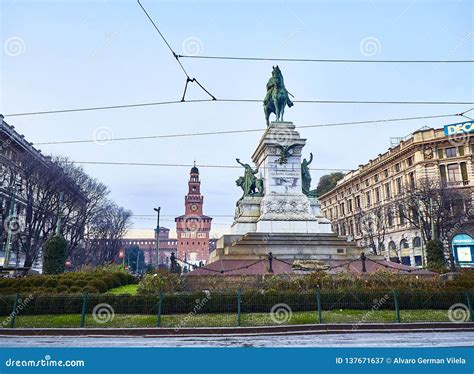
[{"xmin": 0, "ymin": 290, "xmax": 472, "ymax": 328}]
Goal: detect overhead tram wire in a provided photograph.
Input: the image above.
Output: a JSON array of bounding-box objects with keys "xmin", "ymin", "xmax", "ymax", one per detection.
[
  {"xmin": 177, "ymin": 54, "xmax": 474, "ymax": 64},
  {"xmin": 33, "ymin": 112, "xmax": 462, "ymax": 146},
  {"xmin": 5, "ymin": 98, "xmax": 474, "ymax": 118},
  {"xmin": 70, "ymin": 161, "xmax": 351, "ymax": 172},
  {"xmin": 136, "ymin": 0, "xmax": 216, "ymax": 101}
]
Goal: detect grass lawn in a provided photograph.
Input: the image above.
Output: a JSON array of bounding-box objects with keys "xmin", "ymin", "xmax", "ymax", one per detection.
[
  {"xmin": 5, "ymin": 309, "xmax": 451, "ymax": 328},
  {"xmin": 106, "ymin": 284, "xmax": 139, "ymax": 295}
]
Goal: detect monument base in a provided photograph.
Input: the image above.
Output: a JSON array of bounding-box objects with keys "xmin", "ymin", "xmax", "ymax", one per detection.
[{"xmin": 208, "ymin": 232, "xmax": 363, "ymax": 263}]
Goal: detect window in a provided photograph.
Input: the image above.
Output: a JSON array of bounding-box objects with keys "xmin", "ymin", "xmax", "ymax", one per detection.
[
  {"xmin": 348, "ymin": 219, "xmax": 353, "ymax": 236},
  {"xmin": 407, "ymin": 156, "xmax": 414, "ymax": 167},
  {"xmin": 413, "ymin": 237, "xmax": 422, "ymax": 248},
  {"xmin": 396, "ymin": 177, "xmax": 403, "ymax": 195},
  {"xmin": 374, "ymin": 174, "xmax": 379, "ymax": 183},
  {"xmin": 384, "ymin": 169, "xmax": 389, "ymax": 178},
  {"xmin": 366, "ymin": 191, "xmax": 371, "ymax": 207},
  {"xmin": 340, "ymin": 203, "xmax": 345, "ymax": 216},
  {"xmin": 409, "ymin": 172, "xmax": 415, "ymax": 190},
  {"xmin": 375, "ymin": 187, "xmax": 381, "ymax": 203},
  {"xmin": 447, "ymin": 164, "xmax": 459, "ymax": 181},
  {"xmin": 437, "ymin": 149, "xmax": 444, "ymax": 159},
  {"xmin": 356, "ymin": 183, "xmax": 360, "ymax": 191},
  {"xmin": 355, "ymin": 195, "xmax": 361, "ymax": 208},
  {"xmin": 445, "ymin": 147, "xmax": 456, "ymax": 158},
  {"xmin": 394, "ymin": 163, "xmax": 401, "ymax": 172},
  {"xmin": 384, "ymin": 183, "xmax": 391, "ymax": 199},
  {"xmin": 460, "ymin": 162, "xmax": 468, "ymax": 183},
  {"xmin": 348, "ymin": 199, "xmax": 353, "ymax": 213},
  {"xmin": 365, "ymin": 179, "xmax": 370, "ymax": 187},
  {"xmin": 387, "ymin": 209, "xmax": 394, "ymax": 227},
  {"xmin": 459, "ymin": 146, "xmax": 465, "ymax": 156},
  {"xmin": 400, "ymin": 239, "xmax": 409, "ymax": 249},
  {"xmin": 439, "ymin": 165, "xmax": 447, "ymax": 183},
  {"xmin": 398, "ymin": 205, "xmax": 405, "ymax": 225}
]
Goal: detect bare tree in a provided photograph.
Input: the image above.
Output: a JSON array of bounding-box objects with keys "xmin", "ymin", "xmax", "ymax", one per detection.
[
  {"xmin": 398, "ymin": 176, "xmax": 471, "ymax": 268},
  {"xmin": 355, "ymin": 204, "xmax": 387, "ymax": 255}
]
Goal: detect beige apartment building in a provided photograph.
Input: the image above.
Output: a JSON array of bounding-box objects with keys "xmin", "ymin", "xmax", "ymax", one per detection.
[{"xmin": 319, "ymin": 127, "xmax": 473, "ymax": 267}]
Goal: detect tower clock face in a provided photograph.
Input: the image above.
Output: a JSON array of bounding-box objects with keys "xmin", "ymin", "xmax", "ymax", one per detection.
[{"xmin": 190, "ymin": 204, "xmax": 198, "ymax": 212}]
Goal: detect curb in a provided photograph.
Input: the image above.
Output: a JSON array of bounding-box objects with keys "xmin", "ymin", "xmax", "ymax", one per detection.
[{"xmin": 1, "ymin": 322, "xmax": 474, "ymax": 337}]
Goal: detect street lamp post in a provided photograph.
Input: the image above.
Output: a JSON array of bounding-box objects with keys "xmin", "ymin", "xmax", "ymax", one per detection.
[{"xmin": 154, "ymin": 207, "xmax": 161, "ymax": 268}]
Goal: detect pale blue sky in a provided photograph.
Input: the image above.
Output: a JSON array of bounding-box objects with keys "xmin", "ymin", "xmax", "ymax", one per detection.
[{"xmin": 1, "ymin": 0, "xmax": 473, "ymax": 237}]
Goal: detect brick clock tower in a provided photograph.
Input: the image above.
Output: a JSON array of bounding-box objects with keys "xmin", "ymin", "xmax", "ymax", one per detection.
[{"xmin": 175, "ymin": 164, "xmax": 212, "ymax": 266}]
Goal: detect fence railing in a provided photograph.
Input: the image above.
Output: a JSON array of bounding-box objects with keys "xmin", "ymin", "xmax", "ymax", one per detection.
[{"xmin": 0, "ymin": 290, "xmax": 472, "ymax": 328}]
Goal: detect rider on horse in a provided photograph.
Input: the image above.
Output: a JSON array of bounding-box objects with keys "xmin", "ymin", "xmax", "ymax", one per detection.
[{"xmin": 263, "ymin": 66, "xmax": 294, "ymax": 125}]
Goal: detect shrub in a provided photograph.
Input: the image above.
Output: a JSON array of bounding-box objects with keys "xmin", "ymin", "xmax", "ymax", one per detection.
[
  {"xmin": 137, "ymin": 270, "xmax": 184, "ymax": 294},
  {"xmin": 426, "ymin": 240, "xmax": 446, "ymax": 271},
  {"xmin": 87, "ymin": 280, "xmax": 108, "ymax": 293},
  {"xmin": 43, "ymin": 235, "xmax": 69, "ymax": 275}
]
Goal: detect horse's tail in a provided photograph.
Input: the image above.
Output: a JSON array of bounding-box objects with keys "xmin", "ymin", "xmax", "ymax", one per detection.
[{"xmin": 287, "ymin": 98, "xmax": 294, "ymax": 107}]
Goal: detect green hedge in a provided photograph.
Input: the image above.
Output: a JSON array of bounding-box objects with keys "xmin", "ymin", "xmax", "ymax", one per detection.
[
  {"xmin": 0, "ymin": 290, "xmax": 469, "ymax": 316},
  {"xmin": 0, "ymin": 268, "xmax": 136, "ymax": 295}
]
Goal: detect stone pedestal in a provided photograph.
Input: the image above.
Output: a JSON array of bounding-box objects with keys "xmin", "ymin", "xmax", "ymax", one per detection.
[
  {"xmin": 207, "ymin": 121, "xmax": 361, "ymax": 266},
  {"xmin": 250, "ymin": 121, "xmax": 330, "ymax": 233}
]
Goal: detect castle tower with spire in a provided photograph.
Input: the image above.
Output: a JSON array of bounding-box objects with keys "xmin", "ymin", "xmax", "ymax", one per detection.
[{"xmin": 175, "ymin": 163, "xmax": 213, "ymax": 266}]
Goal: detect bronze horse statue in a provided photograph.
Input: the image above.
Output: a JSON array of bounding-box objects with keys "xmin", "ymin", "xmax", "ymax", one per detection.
[{"xmin": 263, "ymin": 66, "xmax": 294, "ymax": 126}]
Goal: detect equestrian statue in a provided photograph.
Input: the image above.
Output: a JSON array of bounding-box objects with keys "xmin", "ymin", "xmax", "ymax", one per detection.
[{"xmin": 263, "ymin": 65, "xmax": 294, "ymax": 126}]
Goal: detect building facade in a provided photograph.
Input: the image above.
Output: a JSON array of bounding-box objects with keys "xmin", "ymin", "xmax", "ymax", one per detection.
[
  {"xmin": 175, "ymin": 164, "xmax": 212, "ymax": 265},
  {"xmin": 120, "ymin": 227, "xmax": 177, "ymax": 267},
  {"xmin": 0, "ymin": 114, "xmax": 87, "ymax": 271},
  {"xmin": 319, "ymin": 127, "xmax": 474, "ymax": 267}
]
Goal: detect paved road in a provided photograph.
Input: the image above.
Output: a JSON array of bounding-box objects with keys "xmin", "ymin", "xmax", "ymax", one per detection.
[{"xmin": 1, "ymin": 332, "xmax": 474, "ymax": 347}]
